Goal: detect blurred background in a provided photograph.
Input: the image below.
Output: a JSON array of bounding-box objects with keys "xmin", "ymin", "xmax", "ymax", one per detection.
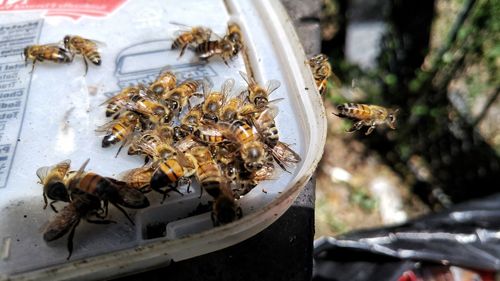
[{"xmin": 315, "ymin": 0, "xmax": 500, "ymax": 238}]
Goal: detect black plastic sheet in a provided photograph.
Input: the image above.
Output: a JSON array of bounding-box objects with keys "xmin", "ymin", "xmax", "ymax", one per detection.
[{"xmin": 313, "ymin": 193, "xmax": 500, "ymax": 281}]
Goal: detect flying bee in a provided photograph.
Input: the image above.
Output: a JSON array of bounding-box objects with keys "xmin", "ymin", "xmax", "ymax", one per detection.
[
  {"xmin": 239, "ymin": 71, "xmax": 281, "ymax": 109},
  {"xmin": 63, "ymin": 35, "xmax": 103, "ymax": 75},
  {"xmin": 333, "ymin": 103, "xmax": 399, "ymax": 135},
  {"xmin": 173, "ymin": 104, "xmax": 203, "ymax": 141},
  {"xmin": 163, "ymin": 79, "xmax": 202, "ymax": 113},
  {"xmin": 23, "ymin": 44, "xmax": 72, "ymax": 72},
  {"xmin": 149, "ymin": 71, "xmax": 177, "ymax": 96},
  {"xmin": 125, "ymin": 89, "xmax": 174, "ymax": 127},
  {"xmin": 307, "ymin": 53, "xmax": 331, "ymax": 95},
  {"xmin": 36, "ymin": 159, "xmax": 71, "ymax": 212},
  {"xmin": 97, "ymin": 111, "xmax": 141, "ymax": 153},
  {"xmin": 43, "ymin": 193, "xmax": 114, "ymax": 260},
  {"xmin": 201, "ymin": 79, "xmax": 234, "ymax": 122},
  {"xmin": 253, "ymin": 106, "xmax": 301, "ymax": 170},
  {"xmin": 171, "ymin": 24, "xmax": 212, "ymax": 57},
  {"xmin": 66, "ymin": 159, "xmax": 150, "ymax": 225},
  {"xmin": 101, "ymin": 85, "xmax": 144, "ymax": 118},
  {"xmin": 195, "ymin": 37, "xmax": 237, "ymax": 65}
]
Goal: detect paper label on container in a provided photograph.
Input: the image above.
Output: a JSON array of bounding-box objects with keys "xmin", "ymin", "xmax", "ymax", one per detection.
[
  {"xmin": 0, "ymin": 19, "xmax": 42, "ymax": 187},
  {"xmin": 0, "ymin": 0, "xmax": 127, "ymax": 20}
]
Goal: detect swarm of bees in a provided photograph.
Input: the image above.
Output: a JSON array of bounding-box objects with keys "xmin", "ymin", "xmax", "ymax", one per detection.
[
  {"xmin": 171, "ymin": 22, "xmax": 244, "ymax": 65},
  {"xmin": 36, "ymin": 69, "xmax": 301, "ymax": 258},
  {"xmin": 24, "ymin": 35, "xmax": 102, "ymax": 74}
]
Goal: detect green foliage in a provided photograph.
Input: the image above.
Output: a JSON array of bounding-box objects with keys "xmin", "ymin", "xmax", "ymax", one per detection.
[{"xmin": 349, "ymin": 188, "xmax": 378, "ymax": 213}]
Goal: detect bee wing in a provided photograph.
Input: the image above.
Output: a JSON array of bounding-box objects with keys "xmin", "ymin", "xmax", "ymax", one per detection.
[
  {"xmin": 95, "ymin": 117, "xmax": 123, "ymax": 133},
  {"xmin": 136, "ymin": 138, "xmax": 162, "ymax": 160},
  {"xmin": 239, "ymin": 71, "xmax": 254, "ymax": 86},
  {"xmin": 116, "ymin": 186, "xmax": 149, "ymax": 209},
  {"xmin": 265, "ymin": 80, "xmax": 281, "ymax": 96},
  {"xmin": 271, "ymin": 142, "xmax": 301, "ymax": 170},
  {"xmin": 173, "ymin": 147, "xmax": 195, "ymax": 169},
  {"xmin": 72, "ymin": 158, "xmax": 90, "ymax": 182},
  {"xmin": 221, "ymin": 78, "xmax": 235, "ymax": 102},
  {"xmin": 174, "ymin": 135, "xmax": 200, "ymax": 153},
  {"xmin": 253, "ymin": 164, "xmax": 276, "ymax": 182},
  {"xmin": 253, "ymin": 106, "xmax": 279, "ymax": 131},
  {"xmin": 36, "ymin": 159, "xmax": 71, "ymax": 182},
  {"xmin": 202, "ymin": 80, "xmax": 212, "ymax": 99}
]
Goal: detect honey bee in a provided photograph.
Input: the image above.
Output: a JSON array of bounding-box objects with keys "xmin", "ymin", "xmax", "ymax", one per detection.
[
  {"xmin": 101, "ymin": 85, "xmax": 143, "ymax": 118},
  {"xmin": 217, "ymin": 119, "xmax": 268, "ymax": 172},
  {"xmin": 149, "ymin": 149, "xmax": 198, "ymax": 202},
  {"xmin": 201, "ymin": 79, "xmax": 233, "ymax": 122},
  {"xmin": 127, "ymin": 127, "xmax": 173, "ymax": 157},
  {"xmin": 43, "ymin": 193, "xmax": 114, "ymax": 260},
  {"xmin": 239, "ymin": 71, "xmax": 281, "ymax": 109},
  {"xmin": 189, "ymin": 146, "xmax": 241, "ymax": 225},
  {"xmin": 36, "ymin": 159, "xmax": 71, "ymax": 212},
  {"xmin": 211, "ymin": 184, "xmax": 242, "ymax": 226},
  {"xmin": 171, "ymin": 25, "xmax": 212, "ymax": 57},
  {"xmin": 173, "ymin": 104, "xmax": 203, "ymax": 141},
  {"xmin": 225, "ymin": 22, "xmax": 243, "ymax": 56},
  {"xmin": 149, "ymin": 71, "xmax": 177, "ymax": 96},
  {"xmin": 23, "ymin": 44, "xmax": 72, "ymax": 72},
  {"xmin": 63, "ymin": 35, "xmax": 102, "ymax": 75},
  {"xmin": 163, "ymin": 79, "xmax": 202, "ymax": 113},
  {"xmin": 333, "ymin": 103, "xmax": 399, "ymax": 135},
  {"xmin": 307, "ymin": 53, "xmax": 331, "ymax": 95},
  {"xmin": 97, "ymin": 111, "xmax": 141, "ymax": 150},
  {"xmin": 253, "ymin": 106, "xmax": 301, "ymax": 170},
  {"xmin": 125, "ymin": 89, "xmax": 174, "ymax": 127},
  {"xmin": 219, "ymin": 92, "xmax": 245, "ymax": 122},
  {"xmin": 193, "ymin": 124, "xmax": 227, "ymax": 145},
  {"xmin": 195, "ymin": 37, "xmax": 237, "ymax": 65},
  {"xmin": 67, "ymin": 159, "xmax": 150, "ymax": 224}
]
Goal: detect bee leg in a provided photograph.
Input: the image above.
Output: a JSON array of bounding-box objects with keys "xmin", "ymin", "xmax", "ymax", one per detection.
[
  {"xmin": 115, "ymin": 144, "xmax": 125, "ymax": 158},
  {"xmin": 111, "ymin": 202, "xmax": 135, "ymax": 225},
  {"xmin": 103, "ymin": 200, "xmax": 109, "ymax": 217},
  {"xmin": 49, "ymin": 201, "xmax": 59, "ymax": 213},
  {"xmin": 43, "ymin": 192, "xmax": 48, "ymax": 210},
  {"xmin": 179, "ymin": 45, "xmax": 188, "ymax": 58},
  {"xmin": 236, "ymin": 207, "xmax": 243, "ymax": 219},
  {"xmin": 211, "ymin": 211, "xmax": 219, "ymax": 226},
  {"xmin": 365, "ymin": 125, "xmax": 376, "ymax": 135},
  {"xmin": 346, "ymin": 121, "xmax": 364, "ymax": 133},
  {"xmin": 65, "ymin": 219, "xmax": 81, "ymax": 260},
  {"xmin": 83, "ymin": 57, "xmax": 89, "ymax": 76},
  {"xmin": 160, "ymin": 189, "xmax": 170, "ymax": 204},
  {"xmin": 185, "ymin": 178, "xmax": 192, "ymax": 193},
  {"xmin": 198, "ymin": 186, "xmax": 204, "ymax": 199},
  {"xmin": 170, "ymin": 182, "xmax": 183, "ymax": 196},
  {"xmin": 30, "ymin": 60, "xmax": 37, "ymax": 74}
]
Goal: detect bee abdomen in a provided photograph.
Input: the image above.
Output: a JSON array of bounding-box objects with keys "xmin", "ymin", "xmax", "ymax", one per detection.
[
  {"xmin": 195, "ymin": 41, "xmax": 218, "ymax": 58},
  {"xmin": 85, "ymin": 51, "xmax": 101, "ymax": 65}
]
